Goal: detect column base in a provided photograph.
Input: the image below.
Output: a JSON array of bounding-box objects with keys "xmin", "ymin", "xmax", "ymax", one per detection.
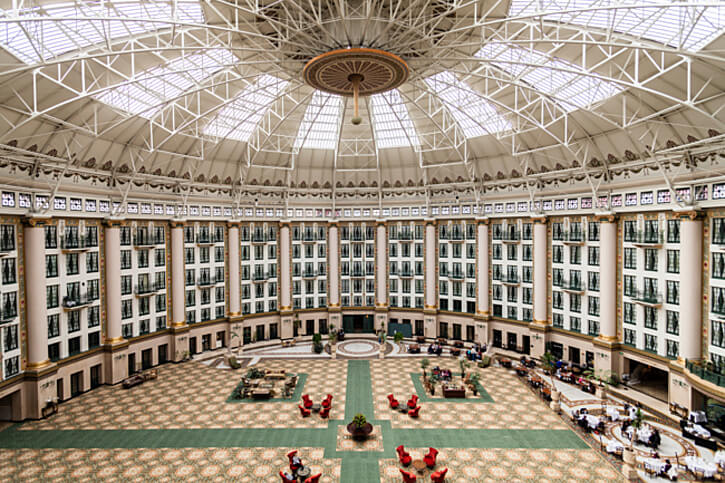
[
  {"xmin": 24, "ymin": 362, "xmax": 59, "ymax": 420},
  {"xmin": 103, "ymin": 339, "xmax": 129, "ymax": 385}
]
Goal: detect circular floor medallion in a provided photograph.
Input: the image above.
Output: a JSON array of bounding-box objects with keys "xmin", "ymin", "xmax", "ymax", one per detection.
[{"xmin": 336, "ymin": 340, "xmax": 380, "ymax": 358}]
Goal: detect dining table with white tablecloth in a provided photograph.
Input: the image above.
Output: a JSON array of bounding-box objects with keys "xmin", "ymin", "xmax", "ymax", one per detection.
[
  {"xmin": 643, "ymin": 458, "xmax": 666, "ymax": 473},
  {"xmin": 714, "ymin": 450, "xmax": 725, "ymax": 467},
  {"xmin": 605, "ymin": 439, "xmax": 624, "ymax": 454},
  {"xmin": 625, "ymin": 424, "xmax": 653, "ymax": 444},
  {"xmin": 579, "ymin": 414, "xmax": 601, "ymax": 430},
  {"xmin": 684, "ymin": 455, "xmax": 718, "ymax": 478},
  {"xmin": 605, "ymin": 406, "xmax": 620, "ymax": 421}
]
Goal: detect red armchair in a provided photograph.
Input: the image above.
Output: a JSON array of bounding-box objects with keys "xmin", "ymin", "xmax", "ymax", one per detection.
[
  {"xmin": 423, "ymin": 447, "xmax": 438, "ymax": 468},
  {"xmin": 321, "ymin": 394, "xmax": 333, "ymax": 408},
  {"xmin": 431, "ymin": 468, "xmax": 448, "ymax": 482},
  {"xmin": 298, "ymin": 405, "xmax": 311, "ymax": 417},
  {"xmin": 303, "ymin": 473, "xmax": 321, "ymax": 483},
  {"xmin": 319, "ymin": 406, "xmax": 330, "ymax": 418},
  {"xmin": 279, "ymin": 471, "xmax": 296, "ymax": 483},
  {"xmin": 287, "ymin": 450, "xmax": 302, "ymax": 472},
  {"xmin": 302, "ymin": 394, "xmax": 313, "ymax": 409},
  {"xmin": 400, "ymin": 469, "xmax": 417, "ymax": 482},
  {"xmin": 387, "ymin": 394, "xmax": 400, "ymax": 409},
  {"xmin": 396, "ymin": 445, "xmax": 412, "ymax": 466},
  {"xmin": 408, "ymin": 406, "xmax": 421, "ymax": 418},
  {"xmin": 407, "ymin": 394, "xmax": 419, "ymax": 409}
]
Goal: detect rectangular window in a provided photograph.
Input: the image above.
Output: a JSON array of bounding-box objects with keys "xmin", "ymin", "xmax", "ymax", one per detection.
[
  {"xmin": 588, "ymin": 272, "xmax": 600, "ymax": 292},
  {"xmin": 624, "ymin": 221, "xmax": 637, "ymax": 242},
  {"xmin": 86, "ymin": 252, "xmax": 99, "ymax": 272},
  {"xmin": 644, "ymin": 306, "xmax": 658, "ymax": 329},
  {"xmin": 66, "ymin": 253, "xmax": 79, "ymax": 275},
  {"xmin": 666, "ymin": 340, "xmax": 679, "ymax": 359},
  {"xmin": 48, "ymin": 314, "xmax": 60, "ymax": 338},
  {"xmin": 667, "ymin": 219, "xmax": 680, "ymax": 243},
  {"xmin": 552, "ymin": 246, "xmax": 563, "ymax": 264},
  {"xmin": 624, "ymin": 247, "xmax": 636, "ymax": 269},
  {"xmin": 45, "ymin": 255, "xmax": 58, "ymax": 278},
  {"xmin": 588, "ymin": 222, "xmax": 599, "ymax": 241},
  {"xmin": 666, "ymin": 310, "xmax": 679, "ymax": 335},
  {"xmin": 666, "ymin": 280, "xmax": 679, "ymax": 305},
  {"xmin": 623, "ymin": 302, "xmax": 636, "ymax": 324},
  {"xmin": 713, "ymin": 252, "xmax": 725, "ymax": 279},
  {"xmin": 570, "ymin": 246, "xmax": 581, "ymax": 265},
  {"xmin": 644, "ymin": 248, "xmax": 658, "ymax": 271},
  {"xmin": 588, "ymin": 246, "xmax": 599, "ymax": 266},
  {"xmin": 45, "ymin": 225, "xmax": 57, "ymax": 249},
  {"xmin": 666, "ymin": 250, "xmax": 679, "ymax": 274},
  {"xmin": 712, "ymin": 320, "xmax": 725, "ymax": 348},
  {"xmin": 624, "ymin": 328, "xmax": 636, "ymax": 346},
  {"xmin": 644, "ymin": 334, "xmax": 657, "ymax": 353}
]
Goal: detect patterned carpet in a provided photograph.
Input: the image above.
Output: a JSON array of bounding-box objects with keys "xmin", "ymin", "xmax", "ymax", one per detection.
[
  {"xmin": 370, "ymin": 359, "xmax": 565, "ymax": 430},
  {"xmin": 1, "ymin": 353, "xmax": 624, "ymax": 482},
  {"xmin": 21, "ymin": 360, "xmax": 347, "ymax": 430}
]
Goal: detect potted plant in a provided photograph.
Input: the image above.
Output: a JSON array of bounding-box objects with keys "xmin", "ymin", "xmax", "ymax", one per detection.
[
  {"xmin": 459, "ymin": 359, "xmax": 470, "ymax": 380},
  {"xmin": 540, "ymin": 351, "xmax": 560, "ymax": 411},
  {"xmin": 312, "ymin": 333, "xmax": 323, "ymax": 354},
  {"xmin": 293, "ymin": 316, "xmax": 301, "ymax": 340},
  {"xmin": 393, "ymin": 331, "xmax": 404, "ymax": 350},
  {"xmin": 378, "ymin": 332, "xmax": 387, "ymax": 359},
  {"xmin": 346, "ymin": 413, "xmax": 373, "ymax": 440},
  {"xmin": 429, "ymin": 373, "xmax": 439, "ymax": 395},
  {"xmin": 328, "ymin": 330, "xmax": 337, "ymax": 359},
  {"xmin": 467, "ymin": 372, "xmax": 481, "ymax": 396},
  {"xmin": 421, "ymin": 358, "xmax": 430, "ymax": 379},
  {"xmin": 478, "ymin": 355, "xmax": 491, "ymax": 368}
]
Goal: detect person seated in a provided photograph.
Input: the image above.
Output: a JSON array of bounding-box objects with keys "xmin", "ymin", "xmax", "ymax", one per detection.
[
  {"xmin": 428, "ymin": 344, "xmax": 435, "ymax": 354},
  {"xmin": 659, "ymin": 459, "xmax": 673, "ymax": 479},
  {"xmin": 435, "ymin": 345, "xmax": 443, "ymax": 356}
]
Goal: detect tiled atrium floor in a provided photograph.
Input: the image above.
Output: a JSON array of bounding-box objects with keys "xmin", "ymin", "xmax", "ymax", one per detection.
[{"xmin": 0, "ymin": 356, "xmax": 625, "ymax": 482}]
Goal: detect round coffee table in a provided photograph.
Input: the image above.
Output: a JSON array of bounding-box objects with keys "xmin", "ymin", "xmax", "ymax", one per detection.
[
  {"xmin": 399, "ymin": 407, "xmax": 408, "ymax": 414},
  {"xmin": 296, "ymin": 466, "xmax": 311, "ymax": 481},
  {"xmin": 310, "ymin": 404, "xmax": 321, "ymax": 413},
  {"xmin": 412, "ymin": 459, "xmax": 426, "ymax": 473}
]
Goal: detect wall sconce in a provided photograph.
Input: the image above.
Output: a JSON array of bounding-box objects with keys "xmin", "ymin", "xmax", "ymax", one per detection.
[
  {"xmin": 179, "ymin": 336, "xmax": 187, "ymax": 341},
  {"xmin": 532, "ymin": 334, "xmax": 542, "ymax": 341},
  {"xmin": 114, "ymin": 353, "xmax": 126, "ymax": 360},
  {"xmin": 598, "ymin": 352, "xmax": 609, "ymax": 359}
]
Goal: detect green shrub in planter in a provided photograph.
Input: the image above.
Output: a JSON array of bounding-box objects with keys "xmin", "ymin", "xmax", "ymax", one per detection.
[{"xmin": 478, "ymin": 355, "xmax": 491, "ymax": 368}]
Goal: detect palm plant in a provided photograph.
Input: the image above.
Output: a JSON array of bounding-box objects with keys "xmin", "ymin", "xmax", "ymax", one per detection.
[{"xmin": 540, "ymin": 351, "xmax": 558, "ymax": 391}]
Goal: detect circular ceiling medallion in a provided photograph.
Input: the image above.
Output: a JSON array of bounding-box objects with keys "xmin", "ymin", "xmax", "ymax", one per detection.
[{"xmin": 303, "ymin": 48, "xmax": 409, "ymax": 96}]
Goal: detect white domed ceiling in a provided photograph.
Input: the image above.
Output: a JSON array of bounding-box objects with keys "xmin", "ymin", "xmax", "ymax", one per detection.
[{"xmin": 0, "ymin": 0, "xmax": 723, "ymax": 202}]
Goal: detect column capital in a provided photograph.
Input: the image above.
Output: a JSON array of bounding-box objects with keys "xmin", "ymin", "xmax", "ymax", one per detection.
[
  {"xmin": 102, "ymin": 216, "xmax": 126, "ymax": 227},
  {"xmin": 593, "ymin": 212, "xmax": 617, "ymax": 223},
  {"xmin": 22, "ymin": 214, "xmax": 52, "ymax": 227},
  {"xmin": 170, "ymin": 219, "xmax": 187, "ymax": 228},
  {"xmin": 424, "ymin": 218, "xmax": 437, "ymax": 226},
  {"xmin": 673, "ymin": 208, "xmax": 703, "ymax": 221},
  {"xmin": 476, "ymin": 217, "xmax": 489, "ymax": 225},
  {"xmin": 530, "ymin": 215, "xmax": 547, "ymax": 224},
  {"xmin": 375, "ymin": 219, "xmax": 387, "ymax": 227},
  {"xmin": 226, "ymin": 220, "xmax": 242, "ymax": 228},
  {"xmin": 279, "ymin": 220, "xmax": 292, "ymax": 227},
  {"xmin": 328, "ymin": 219, "xmax": 339, "ymax": 227}
]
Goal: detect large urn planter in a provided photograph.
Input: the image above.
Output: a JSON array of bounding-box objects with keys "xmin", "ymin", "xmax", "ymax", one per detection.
[
  {"xmin": 621, "ymin": 448, "xmax": 638, "ymax": 479},
  {"xmin": 596, "ymin": 385, "xmax": 607, "ymax": 399},
  {"xmin": 346, "ymin": 422, "xmax": 373, "ymax": 440},
  {"xmin": 550, "ymin": 389, "xmax": 561, "ymax": 412}
]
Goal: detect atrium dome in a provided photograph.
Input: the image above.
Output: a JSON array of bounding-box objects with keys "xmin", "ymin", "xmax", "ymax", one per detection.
[{"xmin": 0, "ymin": 0, "xmax": 723, "ymax": 203}]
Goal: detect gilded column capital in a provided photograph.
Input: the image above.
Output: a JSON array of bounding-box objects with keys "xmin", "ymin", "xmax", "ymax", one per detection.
[
  {"xmin": 22, "ymin": 214, "xmax": 52, "ymax": 227},
  {"xmin": 530, "ymin": 215, "xmax": 547, "ymax": 224},
  {"xmin": 424, "ymin": 218, "xmax": 437, "ymax": 226},
  {"xmin": 593, "ymin": 212, "xmax": 617, "ymax": 223},
  {"xmin": 476, "ymin": 217, "xmax": 489, "ymax": 225},
  {"xmin": 170, "ymin": 219, "xmax": 187, "ymax": 228},
  {"xmin": 102, "ymin": 216, "xmax": 126, "ymax": 228},
  {"xmin": 674, "ymin": 209, "xmax": 703, "ymax": 221}
]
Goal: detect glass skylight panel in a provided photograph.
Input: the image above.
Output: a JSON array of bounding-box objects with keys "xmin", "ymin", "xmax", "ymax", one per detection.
[
  {"xmin": 370, "ymin": 90, "xmax": 419, "ymax": 149},
  {"xmin": 95, "ymin": 49, "xmax": 235, "ymax": 117},
  {"xmin": 294, "ymin": 91, "xmax": 343, "ymax": 150},
  {"xmin": 424, "ymin": 71, "xmax": 510, "ymax": 138},
  {"xmin": 476, "ymin": 44, "xmax": 622, "ymax": 110},
  {"xmin": 508, "ymin": 0, "xmax": 723, "ymax": 51},
  {"xmin": 0, "ymin": 1, "xmax": 205, "ymax": 64},
  {"xmin": 204, "ymin": 75, "xmax": 288, "ymax": 142}
]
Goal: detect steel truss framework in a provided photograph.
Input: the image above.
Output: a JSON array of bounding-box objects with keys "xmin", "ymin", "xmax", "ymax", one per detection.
[{"xmin": 0, "ymin": 0, "xmax": 722, "ymax": 207}]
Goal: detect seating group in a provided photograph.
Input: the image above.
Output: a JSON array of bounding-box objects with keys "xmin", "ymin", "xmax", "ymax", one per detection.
[
  {"xmin": 388, "ymin": 394, "xmax": 421, "ymax": 418},
  {"xmin": 298, "ymin": 394, "xmax": 333, "ymax": 418},
  {"xmin": 396, "ymin": 445, "xmax": 447, "ymax": 481},
  {"xmin": 280, "ymin": 450, "xmax": 321, "ymax": 483}
]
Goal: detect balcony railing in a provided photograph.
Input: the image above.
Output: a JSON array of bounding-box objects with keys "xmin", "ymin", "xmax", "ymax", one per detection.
[
  {"xmin": 630, "ymin": 231, "xmax": 664, "ymax": 246},
  {"xmin": 196, "ymin": 233, "xmax": 213, "ymax": 245},
  {"xmin": 197, "ymin": 276, "xmax": 222, "ymax": 286},
  {"xmin": 562, "ymin": 231, "xmax": 585, "ymax": 244},
  {"xmin": 630, "ymin": 290, "xmax": 663, "ymax": 306},
  {"xmin": 62, "ymin": 293, "xmax": 96, "ymax": 309},
  {"xmin": 561, "ymin": 279, "xmax": 585, "ymax": 292},
  {"xmin": 502, "ymin": 229, "xmax": 520, "ymax": 243},
  {"xmin": 501, "ymin": 272, "xmax": 520, "ymax": 285},
  {"xmin": 60, "ymin": 236, "xmax": 94, "ymax": 251},
  {"xmin": 135, "ymin": 282, "xmax": 164, "ymax": 295},
  {"xmin": 302, "ymin": 270, "xmax": 318, "ymax": 278},
  {"xmin": 391, "ymin": 231, "xmax": 414, "ymax": 241},
  {"xmin": 686, "ymin": 359, "xmax": 725, "ymax": 389},
  {"xmin": 398, "ymin": 270, "xmax": 413, "ymax": 277}
]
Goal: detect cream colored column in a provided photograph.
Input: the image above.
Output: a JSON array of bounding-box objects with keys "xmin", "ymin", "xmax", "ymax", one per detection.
[
  {"xmin": 598, "ymin": 215, "xmax": 618, "ymax": 341},
  {"xmin": 532, "ymin": 217, "xmax": 548, "ymax": 324},
  {"xmin": 376, "ymin": 221, "xmax": 387, "ymax": 307},
  {"xmin": 23, "ymin": 217, "xmax": 50, "ymax": 369},
  {"xmin": 328, "ymin": 222, "xmax": 340, "ymax": 307},
  {"xmin": 227, "ymin": 223, "xmax": 241, "ymax": 316},
  {"xmin": 424, "ymin": 219, "xmax": 437, "ymax": 310},
  {"xmin": 170, "ymin": 221, "xmax": 186, "ymax": 327},
  {"xmin": 679, "ymin": 212, "xmax": 703, "ymax": 361},
  {"xmin": 477, "ymin": 219, "xmax": 490, "ymax": 317},
  {"xmin": 279, "ymin": 222, "xmax": 291, "ymax": 311},
  {"xmin": 104, "ymin": 219, "xmax": 123, "ymax": 343}
]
